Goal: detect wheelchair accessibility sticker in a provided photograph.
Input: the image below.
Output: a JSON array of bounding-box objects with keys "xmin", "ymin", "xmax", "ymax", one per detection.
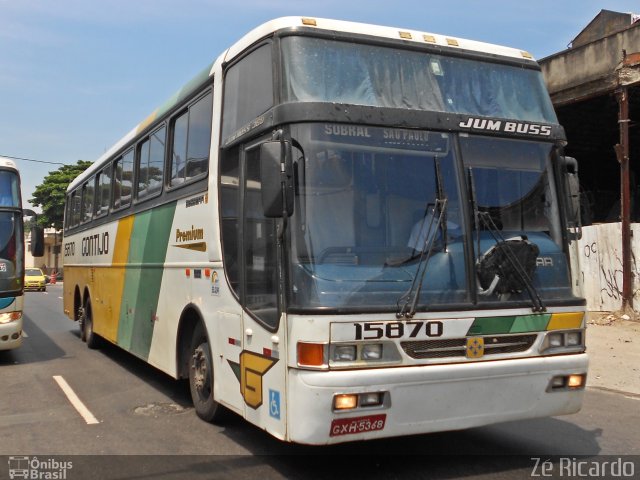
[{"xmin": 269, "ymin": 389, "xmax": 281, "ymax": 420}]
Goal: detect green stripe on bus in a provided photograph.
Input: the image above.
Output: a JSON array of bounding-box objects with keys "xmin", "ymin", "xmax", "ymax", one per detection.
[
  {"xmin": 509, "ymin": 314, "xmax": 551, "ymax": 333},
  {"xmin": 467, "ymin": 316, "xmax": 516, "ymax": 335},
  {"xmin": 467, "ymin": 314, "xmax": 552, "ymax": 335},
  {"xmin": 154, "ymin": 62, "xmax": 213, "ymax": 121},
  {"xmin": 117, "ymin": 202, "xmax": 177, "ymax": 358}
]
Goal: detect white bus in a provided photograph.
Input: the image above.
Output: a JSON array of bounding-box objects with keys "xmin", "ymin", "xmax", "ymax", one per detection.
[
  {"xmin": 63, "ymin": 17, "xmax": 587, "ymax": 444},
  {"xmin": 0, "ymin": 157, "xmax": 43, "ymax": 351}
]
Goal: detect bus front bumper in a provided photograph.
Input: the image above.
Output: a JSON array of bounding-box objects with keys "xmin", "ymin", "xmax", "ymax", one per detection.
[
  {"xmin": 287, "ymin": 353, "xmax": 588, "ymax": 445},
  {"xmin": 0, "ymin": 317, "xmax": 23, "ymax": 350}
]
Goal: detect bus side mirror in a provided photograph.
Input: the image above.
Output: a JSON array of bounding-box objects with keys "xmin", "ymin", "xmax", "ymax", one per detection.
[
  {"xmin": 259, "ymin": 140, "xmax": 293, "ymax": 218},
  {"xmin": 30, "ymin": 225, "xmax": 45, "ymax": 257},
  {"xmin": 562, "ymin": 156, "xmax": 582, "ymax": 240}
]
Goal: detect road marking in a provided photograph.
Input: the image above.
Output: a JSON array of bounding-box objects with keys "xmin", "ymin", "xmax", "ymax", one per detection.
[
  {"xmin": 53, "ymin": 375, "xmax": 100, "ymax": 425},
  {"xmin": 58, "ymin": 297, "xmax": 63, "ymax": 299}
]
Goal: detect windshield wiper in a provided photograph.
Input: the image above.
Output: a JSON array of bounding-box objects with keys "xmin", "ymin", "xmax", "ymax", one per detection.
[
  {"xmin": 395, "ymin": 158, "xmax": 447, "ymax": 319},
  {"xmin": 467, "ymin": 168, "xmax": 546, "ymax": 312}
]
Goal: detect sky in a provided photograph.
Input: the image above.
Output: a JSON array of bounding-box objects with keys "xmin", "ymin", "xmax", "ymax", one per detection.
[{"xmin": 2, "ymin": 0, "xmax": 639, "ymax": 211}]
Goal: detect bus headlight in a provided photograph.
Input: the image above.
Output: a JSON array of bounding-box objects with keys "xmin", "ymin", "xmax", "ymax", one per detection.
[
  {"xmin": 330, "ymin": 343, "xmax": 384, "ymax": 362},
  {"xmin": 0, "ymin": 312, "xmax": 21, "ymax": 324},
  {"xmin": 333, "ymin": 345, "xmax": 357, "ymax": 362},
  {"xmin": 566, "ymin": 331, "xmax": 582, "ymax": 346},
  {"xmin": 328, "ymin": 342, "xmax": 401, "ymax": 367},
  {"xmin": 540, "ymin": 330, "xmax": 584, "ymax": 353},
  {"xmin": 361, "ymin": 344, "xmax": 383, "ymax": 360},
  {"xmin": 548, "ymin": 333, "xmax": 564, "ymax": 348}
]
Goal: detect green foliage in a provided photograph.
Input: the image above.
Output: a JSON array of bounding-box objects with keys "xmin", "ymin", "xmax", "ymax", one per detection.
[{"xmin": 29, "ymin": 160, "xmax": 92, "ymax": 230}]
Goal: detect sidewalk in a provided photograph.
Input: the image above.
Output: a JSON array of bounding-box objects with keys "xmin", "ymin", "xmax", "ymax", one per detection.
[{"xmin": 585, "ymin": 311, "xmax": 640, "ymax": 396}]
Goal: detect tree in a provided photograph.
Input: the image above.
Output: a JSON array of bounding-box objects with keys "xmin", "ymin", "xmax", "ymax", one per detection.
[{"xmin": 29, "ymin": 160, "xmax": 92, "ymax": 230}]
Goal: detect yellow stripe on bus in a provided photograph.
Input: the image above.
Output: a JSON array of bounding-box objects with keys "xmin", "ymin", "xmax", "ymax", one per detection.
[
  {"xmin": 546, "ymin": 312, "xmax": 584, "ymax": 330},
  {"xmin": 94, "ymin": 216, "xmax": 135, "ymax": 342}
]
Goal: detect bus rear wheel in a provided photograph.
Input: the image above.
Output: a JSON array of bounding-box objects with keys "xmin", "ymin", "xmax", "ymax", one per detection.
[
  {"xmin": 82, "ymin": 298, "xmax": 100, "ymax": 349},
  {"xmin": 189, "ymin": 334, "xmax": 226, "ymax": 423}
]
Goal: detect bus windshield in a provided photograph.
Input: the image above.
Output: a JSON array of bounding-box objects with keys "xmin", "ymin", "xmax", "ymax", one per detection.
[
  {"xmin": 287, "ymin": 123, "xmax": 572, "ymax": 311},
  {"xmin": 0, "ymin": 169, "xmax": 20, "ymax": 207},
  {"xmin": 0, "ymin": 169, "xmax": 23, "ymax": 296},
  {"xmin": 281, "ymin": 36, "xmax": 557, "ymax": 124}
]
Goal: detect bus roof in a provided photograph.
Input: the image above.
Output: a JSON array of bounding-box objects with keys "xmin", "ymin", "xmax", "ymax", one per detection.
[
  {"xmin": 0, "ymin": 157, "xmax": 18, "ymax": 171},
  {"xmin": 70, "ymin": 16, "xmax": 538, "ymax": 192},
  {"xmin": 225, "ymin": 16, "xmax": 537, "ymax": 65}
]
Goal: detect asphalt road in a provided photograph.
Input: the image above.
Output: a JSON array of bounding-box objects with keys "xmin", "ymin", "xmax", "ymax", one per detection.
[{"xmin": 1, "ymin": 285, "xmax": 638, "ymax": 479}]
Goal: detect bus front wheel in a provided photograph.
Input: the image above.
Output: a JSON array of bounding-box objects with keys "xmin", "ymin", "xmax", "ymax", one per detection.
[{"xmin": 189, "ymin": 334, "xmax": 225, "ymax": 423}]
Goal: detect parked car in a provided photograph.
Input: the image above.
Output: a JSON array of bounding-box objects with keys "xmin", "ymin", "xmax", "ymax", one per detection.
[{"xmin": 24, "ymin": 268, "xmax": 47, "ymax": 292}]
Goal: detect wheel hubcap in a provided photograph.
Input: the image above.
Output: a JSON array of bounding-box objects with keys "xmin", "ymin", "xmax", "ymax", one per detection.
[{"xmin": 192, "ymin": 346, "xmax": 210, "ymax": 396}]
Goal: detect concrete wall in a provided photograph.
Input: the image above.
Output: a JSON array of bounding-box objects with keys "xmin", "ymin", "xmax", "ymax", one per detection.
[
  {"xmin": 572, "ymin": 223, "xmax": 640, "ymax": 312},
  {"xmin": 572, "ymin": 11, "xmax": 635, "ymax": 48},
  {"xmin": 540, "ymin": 23, "xmax": 640, "ymax": 105}
]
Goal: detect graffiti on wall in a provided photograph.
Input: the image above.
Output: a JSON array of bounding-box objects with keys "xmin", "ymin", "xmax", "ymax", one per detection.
[{"xmin": 573, "ymin": 224, "xmax": 640, "ymax": 312}]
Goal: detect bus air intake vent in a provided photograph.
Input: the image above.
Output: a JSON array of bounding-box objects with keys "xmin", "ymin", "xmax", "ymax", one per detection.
[{"xmin": 400, "ymin": 334, "xmax": 537, "ymax": 359}]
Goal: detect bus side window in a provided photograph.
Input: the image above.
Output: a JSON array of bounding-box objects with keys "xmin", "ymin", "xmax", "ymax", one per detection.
[
  {"xmin": 113, "ymin": 149, "xmax": 133, "ymax": 210},
  {"xmin": 71, "ymin": 191, "xmax": 81, "ymax": 227},
  {"xmin": 220, "ymin": 148, "xmax": 240, "ymax": 296},
  {"xmin": 221, "ymin": 43, "xmax": 273, "ymax": 143},
  {"xmin": 137, "ymin": 126, "xmax": 166, "ymax": 201},
  {"xmin": 170, "ymin": 92, "xmax": 212, "ymax": 187},
  {"xmin": 81, "ymin": 177, "xmax": 94, "ymax": 224},
  {"xmin": 95, "ymin": 166, "xmax": 111, "ymax": 217}
]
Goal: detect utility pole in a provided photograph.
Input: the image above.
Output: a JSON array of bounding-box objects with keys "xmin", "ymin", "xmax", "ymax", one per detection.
[{"xmin": 614, "ymin": 50, "xmax": 637, "ymax": 312}]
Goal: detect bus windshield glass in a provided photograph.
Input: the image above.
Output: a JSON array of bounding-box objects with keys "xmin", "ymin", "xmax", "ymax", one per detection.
[
  {"xmin": 0, "ymin": 213, "xmax": 22, "ymax": 293},
  {"xmin": 0, "ymin": 169, "xmax": 20, "ymax": 208},
  {"xmin": 288, "ymin": 123, "xmax": 464, "ymax": 310},
  {"xmin": 461, "ymin": 135, "xmax": 572, "ymax": 304},
  {"xmin": 287, "ymin": 124, "xmax": 572, "ymax": 311},
  {"xmin": 0, "ymin": 168, "xmax": 23, "ymax": 295},
  {"xmin": 281, "ymin": 36, "xmax": 557, "ymax": 124}
]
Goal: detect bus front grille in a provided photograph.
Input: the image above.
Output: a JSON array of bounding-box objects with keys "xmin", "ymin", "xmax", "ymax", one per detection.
[{"xmin": 400, "ymin": 334, "xmax": 538, "ymax": 359}]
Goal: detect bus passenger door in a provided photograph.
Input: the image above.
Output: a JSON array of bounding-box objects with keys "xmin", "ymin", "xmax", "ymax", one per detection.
[{"xmin": 239, "ymin": 146, "xmax": 288, "ymax": 440}]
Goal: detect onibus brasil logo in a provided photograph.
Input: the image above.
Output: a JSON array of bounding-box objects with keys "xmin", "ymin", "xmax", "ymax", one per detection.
[{"xmin": 8, "ymin": 456, "xmax": 72, "ymax": 479}]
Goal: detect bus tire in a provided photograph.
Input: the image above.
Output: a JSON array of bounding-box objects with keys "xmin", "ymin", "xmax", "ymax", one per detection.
[
  {"xmin": 83, "ymin": 299, "xmax": 100, "ymax": 350},
  {"xmin": 78, "ymin": 305, "xmax": 86, "ymax": 342},
  {"xmin": 189, "ymin": 332, "xmax": 225, "ymax": 423}
]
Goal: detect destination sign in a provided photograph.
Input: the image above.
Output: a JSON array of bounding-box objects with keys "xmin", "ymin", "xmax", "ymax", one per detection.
[{"xmin": 313, "ymin": 124, "xmax": 449, "ymax": 152}]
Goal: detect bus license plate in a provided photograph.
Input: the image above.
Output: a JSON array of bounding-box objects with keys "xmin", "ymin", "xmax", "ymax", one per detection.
[{"xmin": 330, "ymin": 414, "xmax": 386, "ymax": 437}]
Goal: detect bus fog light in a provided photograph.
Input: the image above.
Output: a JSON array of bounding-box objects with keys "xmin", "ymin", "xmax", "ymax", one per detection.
[
  {"xmin": 361, "ymin": 344, "xmax": 382, "ymax": 360},
  {"xmin": 359, "ymin": 392, "xmax": 384, "ymax": 407},
  {"xmin": 550, "ymin": 376, "xmax": 565, "ymax": 389},
  {"xmin": 566, "ymin": 331, "xmax": 582, "ymax": 346},
  {"xmin": 333, "ymin": 345, "xmax": 357, "ymax": 362},
  {"xmin": 334, "ymin": 394, "xmax": 358, "ymax": 410},
  {"xmin": 568, "ymin": 374, "xmax": 585, "ymax": 388}
]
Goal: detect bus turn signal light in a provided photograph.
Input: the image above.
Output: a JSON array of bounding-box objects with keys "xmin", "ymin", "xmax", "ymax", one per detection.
[{"xmin": 297, "ymin": 342, "xmax": 325, "ymax": 367}]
